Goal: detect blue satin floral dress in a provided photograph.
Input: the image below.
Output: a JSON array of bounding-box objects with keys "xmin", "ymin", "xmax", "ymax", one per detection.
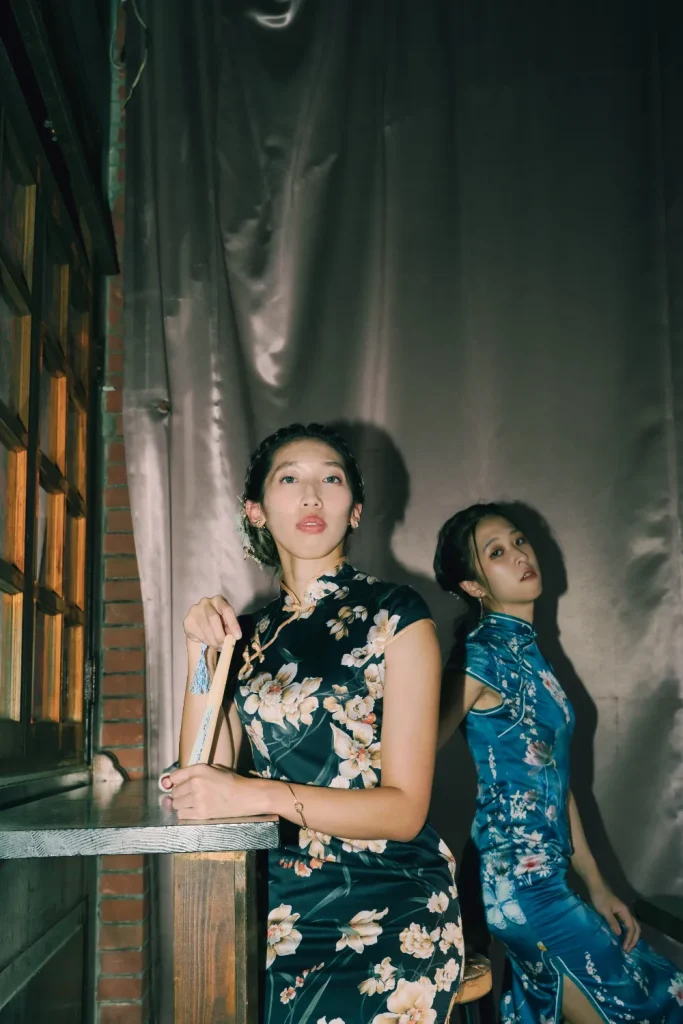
[
  {"xmin": 232, "ymin": 563, "xmax": 464, "ymax": 1024},
  {"xmin": 463, "ymin": 612, "xmax": 683, "ymax": 1023}
]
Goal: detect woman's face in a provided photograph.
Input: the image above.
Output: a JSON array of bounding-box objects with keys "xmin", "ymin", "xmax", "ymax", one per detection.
[
  {"xmin": 462, "ymin": 515, "xmax": 542, "ymax": 610},
  {"xmin": 246, "ymin": 438, "xmax": 361, "ymax": 565}
]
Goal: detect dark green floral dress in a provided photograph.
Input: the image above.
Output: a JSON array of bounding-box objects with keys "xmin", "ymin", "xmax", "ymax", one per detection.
[{"xmin": 232, "ymin": 562, "xmax": 464, "ymax": 1024}]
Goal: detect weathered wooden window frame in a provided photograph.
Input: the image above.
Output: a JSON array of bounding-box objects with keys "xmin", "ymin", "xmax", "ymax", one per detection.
[{"xmin": 0, "ymin": 43, "xmax": 96, "ymax": 773}]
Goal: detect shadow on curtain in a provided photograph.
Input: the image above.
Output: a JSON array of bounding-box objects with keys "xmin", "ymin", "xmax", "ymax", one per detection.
[{"xmin": 122, "ymin": 1, "xmax": 683, "ymax": 1016}]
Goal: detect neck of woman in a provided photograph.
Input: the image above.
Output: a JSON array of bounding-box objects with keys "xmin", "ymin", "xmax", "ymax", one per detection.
[
  {"xmin": 279, "ymin": 546, "xmax": 347, "ymax": 601},
  {"xmin": 485, "ymin": 600, "xmax": 535, "ymax": 624}
]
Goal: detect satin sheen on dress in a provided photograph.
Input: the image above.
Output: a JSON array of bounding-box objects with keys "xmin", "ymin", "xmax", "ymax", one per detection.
[
  {"xmin": 232, "ymin": 563, "xmax": 465, "ymax": 1023},
  {"xmin": 463, "ymin": 613, "xmax": 683, "ymax": 1023}
]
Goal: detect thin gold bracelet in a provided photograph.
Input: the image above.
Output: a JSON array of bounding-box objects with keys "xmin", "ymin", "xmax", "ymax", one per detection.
[{"xmin": 284, "ymin": 781, "xmax": 308, "ymax": 830}]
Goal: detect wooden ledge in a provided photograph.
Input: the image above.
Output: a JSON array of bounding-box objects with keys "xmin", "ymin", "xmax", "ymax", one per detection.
[{"xmin": 0, "ymin": 779, "xmax": 279, "ymax": 859}]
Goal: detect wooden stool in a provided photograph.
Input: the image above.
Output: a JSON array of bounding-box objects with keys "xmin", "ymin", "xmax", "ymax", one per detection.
[{"xmin": 448, "ymin": 954, "xmax": 493, "ymax": 1023}]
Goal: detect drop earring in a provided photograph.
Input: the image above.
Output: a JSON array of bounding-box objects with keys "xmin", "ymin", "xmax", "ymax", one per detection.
[{"xmin": 478, "ymin": 596, "xmax": 484, "ymax": 618}]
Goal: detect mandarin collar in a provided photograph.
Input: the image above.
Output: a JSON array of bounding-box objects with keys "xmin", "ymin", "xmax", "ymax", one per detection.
[
  {"xmin": 471, "ymin": 611, "xmax": 537, "ymax": 647},
  {"xmin": 279, "ymin": 559, "xmax": 355, "ymax": 613}
]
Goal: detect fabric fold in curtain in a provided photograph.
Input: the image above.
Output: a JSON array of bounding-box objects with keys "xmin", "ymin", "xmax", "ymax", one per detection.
[{"xmin": 123, "ymin": 1, "xmax": 683, "ymax": 1014}]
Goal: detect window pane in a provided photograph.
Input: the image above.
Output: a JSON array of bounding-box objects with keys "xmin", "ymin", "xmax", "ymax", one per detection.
[
  {"xmin": 68, "ymin": 281, "xmax": 89, "ymax": 385},
  {"xmin": 35, "ymin": 486, "xmax": 65, "ymax": 594},
  {"xmin": 0, "ymin": 125, "xmax": 33, "ymax": 282},
  {"xmin": 38, "ymin": 361, "xmax": 66, "ymax": 470},
  {"xmin": 33, "ymin": 608, "xmax": 62, "ymax": 722},
  {"xmin": 0, "ymin": 293, "xmax": 24, "ymax": 414},
  {"xmin": 38, "ymin": 359, "xmax": 52, "ymax": 455},
  {"xmin": 42, "ymin": 234, "xmax": 68, "ymax": 346},
  {"xmin": 0, "ymin": 444, "xmax": 26, "ymax": 569},
  {"xmin": 35, "ymin": 481, "xmax": 47, "ymax": 583},
  {"xmin": 0, "ymin": 592, "xmax": 22, "ymax": 720},
  {"xmin": 0, "ymin": 444, "xmax": 8, "ymax": 556},
  {"xmin": 67, "ymin": 399, "xmax": 85, "ymax": 495},
  {"xmin": 63, "ymin": 624, "xmax": 84, "ymax": 722},
  {"xmin": 64, "ymin": 513, "xmax": 85, "ymax": 609}
]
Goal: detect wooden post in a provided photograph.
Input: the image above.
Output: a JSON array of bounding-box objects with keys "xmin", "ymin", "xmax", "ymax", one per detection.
[{"xmin": 173, "ymin": 851, "xmax": 259, "ymax": 1024}]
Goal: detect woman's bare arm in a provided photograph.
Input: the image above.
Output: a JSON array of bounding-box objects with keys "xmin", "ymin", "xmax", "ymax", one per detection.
[
  {"xmin": 438, "ymin": 655, "xmax": 504, "ymax": 749},
  {"xmin": 567, "ymin": 789, "xmax": 640, "ymax": 951},
  {"xmin": 567, "ymin": 789, "xmax": 604, "ymax": 891},
  {"xmin": 172, "ymin": 620, "xmax": 443, "ymax": 841}
]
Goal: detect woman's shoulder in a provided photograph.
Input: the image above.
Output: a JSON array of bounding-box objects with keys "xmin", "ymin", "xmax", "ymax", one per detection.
[
  {"xmin": 349, "ymin": 570, "xmax": 433, "ymax": 628},
  {"xmin": 463, "ymin": 628, "xmax": 501, "ymax": 684}
]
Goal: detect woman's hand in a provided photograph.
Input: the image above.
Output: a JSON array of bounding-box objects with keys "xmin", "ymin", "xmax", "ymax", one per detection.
[
  {"xmin": 589, "ymin": 883, "xmax": 641, "ymax": 953},
  {"xmin": 567, "ymin": 791, "xmax": 640, "ymax": 952},
  {"xmin": 183, "ymin": 595, "xmax": 242, "ymax": 648},
  {"xmin": 168, "ymin": 763, "xmax": 264, "ymax": 820}
]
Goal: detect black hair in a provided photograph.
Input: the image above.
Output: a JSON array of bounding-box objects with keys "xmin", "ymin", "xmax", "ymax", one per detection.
[
  {"xmin": 433, "ymin": 502, "xmax": 518, "ymax": 662},
  {"xmin": 241, "ymin": 422, "xmax": 365, "ymax": 571}
]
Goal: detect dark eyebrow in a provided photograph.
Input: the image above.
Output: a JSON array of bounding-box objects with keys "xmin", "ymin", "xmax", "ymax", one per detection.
[{"xmin": 271, "ymin": 459, "xmax": 346, "ymax": 474}]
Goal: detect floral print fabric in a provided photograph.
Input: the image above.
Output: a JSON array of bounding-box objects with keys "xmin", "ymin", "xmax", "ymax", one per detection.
[
  {"xmin": 233, "ymin": 563, "xmax": 464, "ymax": 1023},
  {"xmin": 464, "ymin": 612, "xmax": 682, "ymax": 1023}
]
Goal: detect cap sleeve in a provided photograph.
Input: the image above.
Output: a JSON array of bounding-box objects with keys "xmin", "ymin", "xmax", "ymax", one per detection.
[
  {"xmin": 464, "ymin": 638, "xmax": 502, "ymax": 693},
  {"xmin": 381, "ymin": 584, "xmax": 434, "ymax": 646}
]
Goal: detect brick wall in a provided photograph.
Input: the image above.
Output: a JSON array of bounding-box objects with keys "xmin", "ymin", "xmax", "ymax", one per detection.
[{"xmin": 95, "ymin": 6, "xmax": 151, "ymax": 1022}]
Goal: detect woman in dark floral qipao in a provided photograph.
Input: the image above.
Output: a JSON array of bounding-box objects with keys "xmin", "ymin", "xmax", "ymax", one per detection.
[
  {"xmin": 434, "ymin": 502, "xmax": 682, "ymax": 1024},
  {"xmin": 168, "ymin": 424, "xmax": 464, "ymax": 1024}
]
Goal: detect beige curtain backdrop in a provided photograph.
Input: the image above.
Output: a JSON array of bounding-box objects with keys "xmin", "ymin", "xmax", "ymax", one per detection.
[{"xmin": 122, "ymin": 0, "xmax": 683, "ymax": 1016}]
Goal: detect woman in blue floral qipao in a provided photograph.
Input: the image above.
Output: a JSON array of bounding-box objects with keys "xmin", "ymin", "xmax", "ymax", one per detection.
[
  {"xmin": 168, "ymin": 424, "xmax": 464, "ymax": 1024},
  {"xmin": 434, "ymin": 502, "xmax": 682, "ymax": 1024}
]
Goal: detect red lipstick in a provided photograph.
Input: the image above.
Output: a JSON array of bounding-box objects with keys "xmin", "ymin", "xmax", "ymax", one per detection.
[{"xmin": 297, "ymin": 515, "xmax": 326, "ymax": 534}]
